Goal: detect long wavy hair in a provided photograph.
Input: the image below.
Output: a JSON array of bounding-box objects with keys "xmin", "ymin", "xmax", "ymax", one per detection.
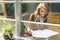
[{"xmin": 29, "ymin": 3, "xmax": 49, "ymax": 22}]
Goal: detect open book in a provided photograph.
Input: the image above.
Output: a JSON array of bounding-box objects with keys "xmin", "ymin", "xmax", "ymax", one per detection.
[{"xmin": 31, "ymin": 29, "xmax": 58, "ymax": 38}]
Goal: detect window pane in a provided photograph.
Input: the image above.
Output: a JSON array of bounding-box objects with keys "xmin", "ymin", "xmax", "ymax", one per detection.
[
  {"xmin": 5, "ymin": 3, "xmax": 15, "ymax": 19},
  {"xmin": 21, "ymin": 3, "xmax": 60, "ymax": 24},
  {"xmin": 51, "ymin": 3, "xmax": 60, "ymax": 12}
]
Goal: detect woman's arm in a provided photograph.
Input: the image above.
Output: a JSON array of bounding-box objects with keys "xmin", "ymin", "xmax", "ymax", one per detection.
[{"xmin": 27, "ymin": 13, "xmax": 35, "ymax": 34}]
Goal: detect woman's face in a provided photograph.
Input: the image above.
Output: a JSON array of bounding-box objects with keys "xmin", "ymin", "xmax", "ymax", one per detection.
[{"xmin": 40, "ymin": 8, "xmax": 47, "ymax": 17}]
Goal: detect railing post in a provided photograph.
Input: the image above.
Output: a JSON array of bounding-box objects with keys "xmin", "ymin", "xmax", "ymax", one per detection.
[{"xmin": 15, "ymin": 0, "xmax": 21, "ymax": 37}]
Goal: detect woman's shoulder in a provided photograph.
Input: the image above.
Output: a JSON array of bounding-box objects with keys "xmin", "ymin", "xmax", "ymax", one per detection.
[
  {"xmin": 29, "ymin": 13, "xmax": 35, "ymax": 21},
  {"xmin": 29, "ymin": 13, "xmax": 36, "ymax": 18},
  {"xmin": 30, "ymin": 13, "xmax": 35, "ymax": 16}
]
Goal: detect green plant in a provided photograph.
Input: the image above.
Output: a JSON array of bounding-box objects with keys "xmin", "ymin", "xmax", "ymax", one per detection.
[
  {"xmin": 2, "ymin": 21, "xmax": 14, "ymax": 40},
  {"xmin": 22, "ymin": 3, "xmax": 27, "ymax": 13},
  {"xmin": 2, "ymin": 21, "xmax": 14, "ymax": 33}
]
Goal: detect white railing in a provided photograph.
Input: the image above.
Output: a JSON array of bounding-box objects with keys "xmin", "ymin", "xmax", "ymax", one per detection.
[
  {"xmin": 0, "ymin": 18, "xmax": 60, "ymax": 27},
  {"xmin": 0, "ymin": 1, "xmax": 60, "ymax": 3},
  {"xmin": 0, "ymin": 18, "xmax": 16, "ymax": 21},
  {"xmin": 0, "ymin": 1, "xmax": 14, "ymax": 3},
  {"xmin": 19, "ymin": 1, "xmax": 60, "ymax": 3},
  {"xmin": 21, "ymin": 21, "xmax": 60, "ymax": 27},
  {"xmin": 14, "ymin": 36, "xmax": 31, "ymax": 40}
]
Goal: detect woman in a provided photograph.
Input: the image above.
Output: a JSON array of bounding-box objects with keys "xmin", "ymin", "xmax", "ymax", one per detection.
[
  {"xmin": 27, "ymin": 3, "xmax": 50, "ymax": 40},
  {"xmin": 29, "ymin": 3, "xmax": 49, "ymax": 22}
]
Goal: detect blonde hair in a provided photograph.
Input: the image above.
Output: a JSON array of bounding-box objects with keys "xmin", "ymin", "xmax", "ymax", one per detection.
[{"xmin": 29, "ymin": 3, "xmax": 49, "ymax": 21}]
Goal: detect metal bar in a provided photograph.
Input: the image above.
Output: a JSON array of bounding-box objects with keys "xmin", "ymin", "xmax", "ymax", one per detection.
[
  {"xmin": 14, "ymin": 36, "xmax": 29, "ymax": 40},
  {"xmin": 0, "ymin": 1, "xmax": 14, "ymax": 3},
  {"xmin": 21, "ymin": 20, "xmax": 60, "ymax": 27},
  {"xmin": 20, "ymin": 1, "xmax": 60, "ymax": 3},
  {"xmin": 0, "ymin": 18, "xmax": 16, "ymax": 21},
  {"xmin": 15, "ymin": 0, "xmax": 21, "ymax": 37},
  {"xmin": 0, "ymin": 1, "xmax": 60, "ymax": 3},
  {"xmin": 0, "ymin": 18, "xmax": 60, "ymax": 27}
]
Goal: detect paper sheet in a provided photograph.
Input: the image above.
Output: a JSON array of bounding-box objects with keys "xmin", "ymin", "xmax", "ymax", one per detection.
[{"xmin": 31, "ymin": 29, "xmax": 58, "ymax": 38}]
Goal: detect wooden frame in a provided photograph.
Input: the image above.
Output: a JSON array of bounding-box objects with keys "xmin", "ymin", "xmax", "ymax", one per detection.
[
  {"xmin": 2, "ymin": 3, "xmax": 7, "ymax": 18},
  {"xmin": 0, "ymin": 3, "xmax": 7, "ymax": 18}
]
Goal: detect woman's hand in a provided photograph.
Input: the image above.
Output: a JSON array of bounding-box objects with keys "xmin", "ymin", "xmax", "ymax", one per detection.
[{"xmin": 27, "ymin": 27, "xmax": 31, "ymax": 34}]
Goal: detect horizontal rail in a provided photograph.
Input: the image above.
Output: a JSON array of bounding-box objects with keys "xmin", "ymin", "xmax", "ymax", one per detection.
[
  {"xmin": 0, "ymin": 18, "xmax": 60, "ymax": 27},
  {"xmin": 0, "ymin": 1, "xmax": 60, "ymax": 3},
  {"xmin": 20, "ymin": 1, "xmax": 60, "ymax": 3},
  {"xmin": 0, "ymin": 18, "xmax": 16, "ymax": 21},
  {"xmin": 0, "ymin": 1, "xmax": 15, "ymax": 3},
  {"xmin": 14, "ymin": 36, "xmax": 30, "ymax": 40},
  {"xmin": 21, "ymin": 21, "xmax": 60, "ymax": 27}
]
